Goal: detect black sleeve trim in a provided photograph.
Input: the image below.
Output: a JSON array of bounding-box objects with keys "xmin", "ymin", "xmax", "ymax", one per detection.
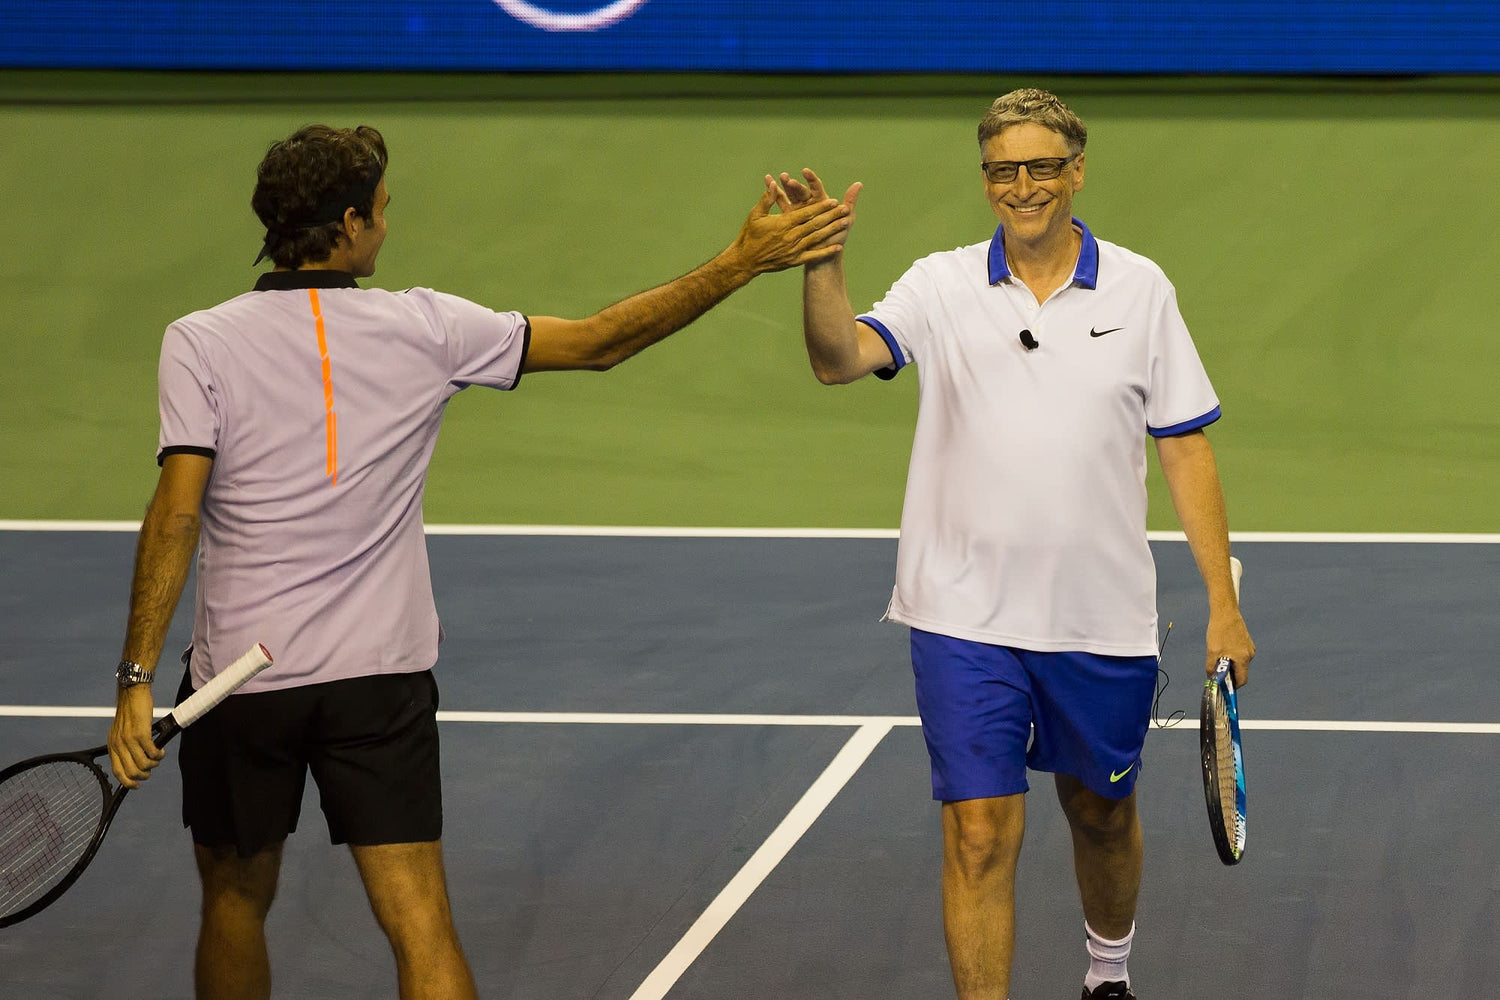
[
  {"xmin": 157, "ymin": 445, "xmax": 217, "ymax": 467},
  {"xmin": 513, "ymin": 315, "xmax": 532, "ymax": 390}
]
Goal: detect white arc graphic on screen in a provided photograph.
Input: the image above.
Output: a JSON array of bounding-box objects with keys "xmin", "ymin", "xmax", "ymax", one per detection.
[{"xmin": 494, "ymin": 0, "xmax": 648, "ymax": 32}]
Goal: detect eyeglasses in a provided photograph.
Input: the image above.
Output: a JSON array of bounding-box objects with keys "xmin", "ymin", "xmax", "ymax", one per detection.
[{"xmin": 980, "ymin": 154, "xmax": 1079, "ymax": 183}]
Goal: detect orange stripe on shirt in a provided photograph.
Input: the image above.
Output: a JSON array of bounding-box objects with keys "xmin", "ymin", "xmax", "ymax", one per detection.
[{"xmin": 309, "ymin": 288, "xmax": 338, "ymax": 485}]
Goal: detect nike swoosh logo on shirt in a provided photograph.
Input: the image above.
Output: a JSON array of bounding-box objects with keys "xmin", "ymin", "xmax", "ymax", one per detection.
[
  {"xmin": 1090, "ymin": 327, "xmax": 1124, "ymax": 338},
  {"xmin": 1110, "ymin": 763, "xmax": 1136, "ymax": 782}
]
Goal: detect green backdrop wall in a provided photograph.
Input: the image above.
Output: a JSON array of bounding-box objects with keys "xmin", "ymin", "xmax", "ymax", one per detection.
[{"xmin": 2, "ymin": 74, "xmax": 1496, "ymax": 531}]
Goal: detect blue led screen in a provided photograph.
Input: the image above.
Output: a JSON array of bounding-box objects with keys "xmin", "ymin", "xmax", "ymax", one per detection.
[{"xmin": 2, "ymin": 1, "xmax": 1498, "ymax": 73}]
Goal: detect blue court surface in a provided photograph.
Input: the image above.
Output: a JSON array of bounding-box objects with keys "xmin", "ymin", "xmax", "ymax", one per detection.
[{"xmin": 1, "ymin": 528, "xmax": 1497, "ymax": 999}]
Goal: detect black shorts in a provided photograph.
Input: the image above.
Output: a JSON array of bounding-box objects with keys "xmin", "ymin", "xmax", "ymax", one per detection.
[{"xmin": 177, "ymin": 666, "xmax": 443, "ymax": 857}]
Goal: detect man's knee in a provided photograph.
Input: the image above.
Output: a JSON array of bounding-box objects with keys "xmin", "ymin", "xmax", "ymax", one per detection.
[
  {"xmin": 351, "ymin": 841, "xmax": 459, "ymax": 940},
  {"xmin": 943, "ymin": 797, "xmax": 1025, "ymax": 881},
  {"xmin": 1058, "ymin": 781, "xmax": 1137, "ymax": 841},
  {"xmin": 195, "ymin": 842, "xmax": 283, "ymax": 916}
]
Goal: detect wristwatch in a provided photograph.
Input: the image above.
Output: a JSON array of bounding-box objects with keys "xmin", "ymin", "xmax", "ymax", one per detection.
[{"xmin": 115, "ymin": 659, "xmax": 155, "ymax": 688}]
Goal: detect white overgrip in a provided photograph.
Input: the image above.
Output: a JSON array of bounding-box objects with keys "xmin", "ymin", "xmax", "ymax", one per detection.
[
  {"xmin": 171, "ymin": 643, "xmax": 273, "ymax": 729},
  {"xmin": 1223, "ymin": 556, "xmax": 1244, "ymax": 694}
]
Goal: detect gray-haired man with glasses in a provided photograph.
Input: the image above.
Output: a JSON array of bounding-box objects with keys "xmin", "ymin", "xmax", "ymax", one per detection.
[{"xmin": 769, "ymin": 88, "xmax": 1254, "ymax": 1000}]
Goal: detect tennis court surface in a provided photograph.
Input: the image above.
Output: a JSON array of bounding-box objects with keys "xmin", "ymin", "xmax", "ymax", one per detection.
[{"xmin": 1, "ymin": 527, "xmax": 1497, "ymax": 999}]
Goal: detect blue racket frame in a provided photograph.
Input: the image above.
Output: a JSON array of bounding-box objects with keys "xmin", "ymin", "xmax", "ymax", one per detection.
[{"xmin": 1202, "ymin": 656, "xmax": 1248, "ymax": 865}]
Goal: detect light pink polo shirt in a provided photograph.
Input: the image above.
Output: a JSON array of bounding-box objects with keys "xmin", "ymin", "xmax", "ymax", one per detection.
[{"xmin": 157, "ymin": 270, "xmax": 529, "ymax": 692}]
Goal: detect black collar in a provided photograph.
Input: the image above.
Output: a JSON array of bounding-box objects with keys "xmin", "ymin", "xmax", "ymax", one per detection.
[{"xmin": 253, "ymin": 270, "xmax": 360, "ymax": 291}]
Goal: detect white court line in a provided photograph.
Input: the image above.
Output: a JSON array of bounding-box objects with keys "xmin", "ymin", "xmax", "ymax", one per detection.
[
  {"xmin": 1236, "ymin": 719, "xmax": 1500, "ymax": 734},
  {"xmin": 0, "ymin": 520, "xmax": 142, "ymax": 532},
  {"xmin": 437, "ymin": 711, "xmax": 918, "ymax": 727},
  {"xmin": 0, "ymin": 707, "xmax": 202, "ymax": 721},
  {"xmin": 0, "ymin": 707, "xmax": 120, "ymax": 719},
  {"xmin": 1207, "ymin": 531, "xmax": 1500, "ymax": 544},
  {"xmin": 427, "ymin": 524, "xmax": 902, "ymax": 538},
  {"xmin": 2, "ymin": 707, "xmax": 1497, "ymax": 734},
  {"xmin": 627, "ymin": 721, "xmax": 894, "ymax": 1000},
  {"xmin": 1, "ymin": 520, "xmax": 1497, "ymax": 543}
]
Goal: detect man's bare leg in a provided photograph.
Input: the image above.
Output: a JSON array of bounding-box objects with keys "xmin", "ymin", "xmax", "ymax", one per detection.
[
  {"xmin": 941, "ymin": 794, "xmax": 1026, "ymax": 999},
  {"xmin": 1054, "ymin": 775, "xmax": 1141, "ymax": 937},
  {"xmin": 1056, "ymin": 775, "xmax": 1142, "ymax": 993},
  {"xmin": 350, "ymin": 840, "xmax": 479, "ymax": 1000},
  {"xmin": 194, "ymin": 842, "xmax": 283, "ymax": 1000}
]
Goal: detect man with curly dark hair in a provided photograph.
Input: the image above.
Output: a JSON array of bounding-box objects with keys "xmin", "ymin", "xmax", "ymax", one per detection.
[
  {"xmin": 106, "ymin": 123, "xmax": 850, "ymax": 1000},
  {"xmin": 250, "ymin": 124, "xmax": 389, "ymax": 271}
]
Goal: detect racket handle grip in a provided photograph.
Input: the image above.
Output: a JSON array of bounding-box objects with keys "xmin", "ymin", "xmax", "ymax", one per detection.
[
  {"xmin": 1223, "ymin": 556, "xmax": 1244, "ymax": 695},
  {"xmin": 151, "ymin": 715, "xmax": 181, "ymax": 747},
  {"xmin": 150, "ymin": 643, "xmax": 274, "ymax": 747},
  {"xmin": 1214, "ymin": 655, "xmax": 1235, "ymax": 694}
]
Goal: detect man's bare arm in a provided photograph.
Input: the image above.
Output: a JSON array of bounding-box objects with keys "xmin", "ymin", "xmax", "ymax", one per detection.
[
  {"xmin": 108, "ymin": 452, "xmax": 211, "ymax": 787},
  {"xmin": 524, "ymin": 188, "xmax": 850, "ymax": 373},
  {"xmin": 771, "ymin": 169, "xmax": 894, "ymax": 385},
  {"xmin": 1155, "ymin": 429, "xmax": 1255, "ymax": 686}
]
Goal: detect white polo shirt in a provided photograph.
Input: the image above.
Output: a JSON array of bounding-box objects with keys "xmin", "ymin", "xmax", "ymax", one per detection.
[
  {"xmin": 858, "ymin": 219, "xmax": 1219, "ymax": 656},
  {"xmin": 157, "ymin": 270, "xmax": 530, "ymax": 692}
]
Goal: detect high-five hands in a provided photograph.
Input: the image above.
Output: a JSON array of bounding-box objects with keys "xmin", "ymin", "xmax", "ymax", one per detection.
[
  {"xmin": 729, "ymin": 185, "xmax": 853, "ymax": 274},
  {"xmin": 766, "ymin": 168, "xmax": 863, "ymax": 253}
]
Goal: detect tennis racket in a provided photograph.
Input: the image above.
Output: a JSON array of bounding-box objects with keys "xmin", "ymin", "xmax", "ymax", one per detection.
[
  {"xmin": 1201, "ymin": 556, "xmax": 1247, "ymax": 866},
  {"xmin": 0, "ymin": 642, "xmax": 273, "ymax": 927}
]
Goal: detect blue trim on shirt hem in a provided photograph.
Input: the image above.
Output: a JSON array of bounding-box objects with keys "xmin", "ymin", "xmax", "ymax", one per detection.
[
  {"xmin": 857, "ymin": 315, "xmax": 905, "ymax": 381},
  {"xmin": 1148, "ymin": 404, "xmax": 1222, "ymax": 438}
]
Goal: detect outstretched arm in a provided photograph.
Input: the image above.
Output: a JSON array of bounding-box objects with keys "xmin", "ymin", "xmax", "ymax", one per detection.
[
  {"xmin": 771, "ymin": 169, "xmax": 894, "ymax": 385},
  {"xmin": 1155, "ymin": 429, "xmax": 1255, "ymax": 687},
  {"xmin": 107, "ymin": 452, "xmax": 212, "ymax": 788},
  {"xmin": 523, "ymin": 187, "xmax": 851, "ymax": 373}
]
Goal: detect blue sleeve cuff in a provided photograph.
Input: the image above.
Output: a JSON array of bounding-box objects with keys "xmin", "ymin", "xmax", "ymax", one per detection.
[
  {"xmin": 1148, "ymin": 405, "xmax": 1222, "ymax": 438},
  {"xmin": 857, "ymin": 316, "xmax": 905, "ymax": 381}
]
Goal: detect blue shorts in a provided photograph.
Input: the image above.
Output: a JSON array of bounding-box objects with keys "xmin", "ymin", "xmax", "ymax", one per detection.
[{"xmin": 910, "ymin": 628, "xmax": 1159, "ymax": 802}]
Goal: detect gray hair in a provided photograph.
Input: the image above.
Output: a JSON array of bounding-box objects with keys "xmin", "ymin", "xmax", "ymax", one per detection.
[{"xmin": 977, "ymin": 89, "xmax": 1087, "ymax": 155}]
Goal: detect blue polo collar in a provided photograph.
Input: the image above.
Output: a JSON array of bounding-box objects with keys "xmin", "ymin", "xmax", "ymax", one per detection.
[{"xmin": 987, "ymin": 217, "xmax": 1099, "ymax": 289}]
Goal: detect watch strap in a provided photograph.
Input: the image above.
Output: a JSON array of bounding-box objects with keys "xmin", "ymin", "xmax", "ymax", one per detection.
[{"xmin": 116, "ymin": 659, "xmax": 155, "ymax": 686}]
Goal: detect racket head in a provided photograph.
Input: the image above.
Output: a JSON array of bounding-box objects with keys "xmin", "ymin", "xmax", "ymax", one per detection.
[
  {"xmin": 1200, "ymin": 659, "xmax": 1247, "ymax": 865},
  {"xmin": 0, "ymin": 749, "xmax": 122, "ymax": 927},
  {"xmin": 0, "ymin": 641, "xmax": 269, "ymax": 927}
]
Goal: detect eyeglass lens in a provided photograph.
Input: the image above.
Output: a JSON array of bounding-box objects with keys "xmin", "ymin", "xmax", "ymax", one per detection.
[{"xmin": 983, "ymin": 157, "xmax": 1070, "ymax": 182}]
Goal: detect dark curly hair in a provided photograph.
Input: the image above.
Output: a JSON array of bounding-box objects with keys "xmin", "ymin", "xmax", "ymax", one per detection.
[{"xmin": 251, "ymin": 125, "xmax": 387, "ymax": 269}]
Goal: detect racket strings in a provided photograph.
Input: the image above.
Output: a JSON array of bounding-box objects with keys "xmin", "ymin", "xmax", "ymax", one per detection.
[
  {"xmin": 0, "ymin": 762, "xmax": 107, "ymax": 917},
  {"xmin": 1207, "ymin": 689, "xmax": 1246, "ymax": 858},
  {"xmin": 1212, "ymin": 706, "xmax": 1237, "ymax": 810}
]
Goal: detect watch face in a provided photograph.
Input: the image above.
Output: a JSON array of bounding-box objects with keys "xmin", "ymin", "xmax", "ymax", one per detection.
[{"xmin": 116, "ymin": 662, "xmax": 152, "ymax": 685}]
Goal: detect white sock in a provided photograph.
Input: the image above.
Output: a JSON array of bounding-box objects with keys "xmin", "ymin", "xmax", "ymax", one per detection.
[{"xmin": 1083, "ymin": 920, "xmax": 1134, "ymax": 991}]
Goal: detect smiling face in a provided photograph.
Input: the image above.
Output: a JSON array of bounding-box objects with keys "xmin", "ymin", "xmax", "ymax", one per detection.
[{"xmin": 980, "ymin": 122, "xmax": 1085, "ymax": 249}]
